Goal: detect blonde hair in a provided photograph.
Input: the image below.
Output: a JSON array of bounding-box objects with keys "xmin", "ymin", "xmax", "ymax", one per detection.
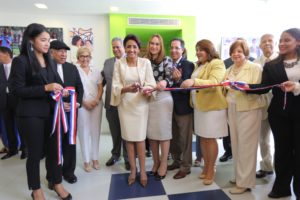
[
  {"xmin": 76, "ymin": 46, "xmax": 91, "ymax": 59},
  {"xmin": 145, "ymin": 34, "xmax": 166, "ymax": 64}
]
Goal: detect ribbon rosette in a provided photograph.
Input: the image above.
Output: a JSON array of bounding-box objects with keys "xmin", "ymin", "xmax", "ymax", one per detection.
[{"xmin": 51, "ymin": 87, "xmax": 77, "ymax": 165}]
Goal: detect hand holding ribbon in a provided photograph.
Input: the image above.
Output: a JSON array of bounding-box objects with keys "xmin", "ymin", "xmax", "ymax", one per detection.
[{"xmin": 51, "ymin": 86, "xmax": 77, "ymax": 165}]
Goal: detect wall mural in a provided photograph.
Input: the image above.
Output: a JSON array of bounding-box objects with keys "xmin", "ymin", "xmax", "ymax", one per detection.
[
  {"xmin": 220, "ymin": 36, "xmax": 262, "ymax": 60},
  {"xmin": 0, "ymin": 26, "xmax": 63, "ymax": 57},
  {"xmin": 68, "ymin": 27, "xmax": 94, "ymax": 64}
]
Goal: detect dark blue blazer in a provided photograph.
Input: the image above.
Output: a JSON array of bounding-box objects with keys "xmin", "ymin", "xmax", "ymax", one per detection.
[{"xmin": 171, "ymin": 58, "xmax": 194, "ymax": 115}]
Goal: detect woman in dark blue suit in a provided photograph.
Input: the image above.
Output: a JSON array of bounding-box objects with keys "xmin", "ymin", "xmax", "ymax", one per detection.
[
  {"xmin": 10, "ymin": 23, "xmax": 71, "ymax": 200},
  {"xmin": 247, "ymin": 28, "xmax": 300, "ymax": 199}
]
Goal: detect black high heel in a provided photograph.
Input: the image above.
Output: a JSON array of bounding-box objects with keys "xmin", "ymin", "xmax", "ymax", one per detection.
[
  {"xmin": 155, "ymin": 173, "xmax": 167, "ymax": 180},
  {"xmin": 147, "ymin": 171, "xmax": 157, "ymax": 176},
  {"xmin": 53, "ymin": 188, "xmax": 72, "ymax": 200}
]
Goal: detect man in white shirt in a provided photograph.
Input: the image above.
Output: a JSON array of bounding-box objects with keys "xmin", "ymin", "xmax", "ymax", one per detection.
[{"xmin": 254, "ymin": 34, "xmax": 278, "ymax": 178}]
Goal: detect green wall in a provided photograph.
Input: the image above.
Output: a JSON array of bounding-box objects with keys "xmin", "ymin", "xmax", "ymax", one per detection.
[{"xmin": 109, "ymin": 13, "xmax": 196, "ymax": 60}]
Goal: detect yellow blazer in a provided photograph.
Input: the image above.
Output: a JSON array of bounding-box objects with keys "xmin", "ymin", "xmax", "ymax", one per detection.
[
  {"xmin": 191, "ymin": 59, "xmax": 227, "ymax": 112},
  {"xmin": 110, "ymin": 57, "xmax": 156, "ymax": 106},
  {"xmin": 225, "ymin": 61, "xmax": 266, "ymax": 111}
]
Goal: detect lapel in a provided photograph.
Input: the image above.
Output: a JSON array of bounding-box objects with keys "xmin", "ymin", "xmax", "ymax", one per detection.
[
  {"xmin": 39, "ymin": 68, "xmax": 48, "ymax": 84},
  {"xmin": 198, "ymin": 62, "xmax": 209, "ymax": 79},
  {"xmin": 235, "ymin": 64, "xmax": 250, "ymax": 81},
  {"xmin": 273, "ymin": 60, "xmax": 288, "ymax": 83},
  {"xmin": 136, "ymin": 57, "xmax": 145, "ymax": 86},
  {"xmin": 0, "ymin": 64, "xmax": 6, "ymax": 81},
  {"xmin": 177, "ymin": 58, "xmax": 183, "ymax": 69}
]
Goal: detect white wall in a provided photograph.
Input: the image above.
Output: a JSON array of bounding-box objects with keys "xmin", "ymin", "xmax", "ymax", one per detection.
[
  {"xmin": 0, "ymin": 12, "xmax": 110, "ymax": 69},
  {"xmin": 194, "ymin": 0, "xmax": 300, "ymax": 61},
  {"xmin": 0, "ymin": 12, "xmax": 111, "ymax": 133}
]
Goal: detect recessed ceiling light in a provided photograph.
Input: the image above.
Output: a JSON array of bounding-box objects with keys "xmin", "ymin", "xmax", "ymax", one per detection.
[
  {"xmin": 110, "ymin": 6, "xmax": 119, "ymax": 12},
  {"xmin": 34, "ymin": 3, "xmax": 48, "ymax": 9}
]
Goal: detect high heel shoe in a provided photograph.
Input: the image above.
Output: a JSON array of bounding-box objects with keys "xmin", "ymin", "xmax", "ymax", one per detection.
[
  {"xmin": 92, "ymin": 160, "xmax": 100, "ymax": 170},
  {"xmin": 198, "ymin": 173, "xmax": 206, "ymax": 179},
  {"xmin": 148, "ymin": 171, "xmax": 157, "ymax": 176},
  {"xmin": 203, "ymin": 179, "xmax": 213, "ymax": 185},
  {"xmin": 155, "ymin": 173, "xmax": 166, "ymax": 180},
  {"xmin": 128, "ymin": 176, "xmax": 136, "ymax": 186},
  {"xmin": 54, "ymin": 188, "xmax": 72, "ymax": 200},
  {"xmin": 140, "ymin": 178, "xmax": 148, "ymax": 187}
]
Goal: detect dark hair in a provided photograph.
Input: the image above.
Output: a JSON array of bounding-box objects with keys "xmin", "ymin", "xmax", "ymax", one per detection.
[
  {"xmin": 145, "ymin": 34, "xmax": 165, "ymax": 64},
  {"xmin": 274, "ymin": 28, "xmax": 300, "ymax": 64},
  {"xmin": 195, "ymin": 39, "xmax": 219, "ymax": 65},
  {"xmin": 283, "ymin": 28, "xmax": 300, "ymax": 57},
  {"xmin": 71, "ymin": 35, "xmax": 82, "ymax": 46},
  {"xmin": 229, "ymin": 40, "xmax": 250, "ymax": 58},
  {"xmin": 20, "ymin": 23, "xmax": 53, "ymax": 73},
  {"xmin": 123, "ymin": 34, "xmax": 141, "ymax": 49},
  {"xmin": 0, "ymin": 46, "xmax": 13, "ymax": 58},
  {"xmin": 170, "ymin": 38, "xmax": 187, "ymax": 59}
]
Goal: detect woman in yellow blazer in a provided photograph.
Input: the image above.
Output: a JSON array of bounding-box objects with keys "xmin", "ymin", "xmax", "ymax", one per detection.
[
  {"xmin": 225, "ymin": 39, "xmax": 265, "ymax": 194},
  {"xmin": 181, "ymin": 39, "xmax": 228, "ymax": 185}
]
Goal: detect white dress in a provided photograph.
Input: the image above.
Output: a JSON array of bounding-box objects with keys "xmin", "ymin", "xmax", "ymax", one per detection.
[
  {"xmin": 77, "ymin": 66, "xmax": 103, "ymax": 162},
  {"xmin": 118, "ymin": 67, "xmax": 149, "ymax": 142},
  {"xmin": 192, "ymin": 66, "xmax": 228, "ymax": 138},
  {"xmin": 111, "ymin": 57, "xmax": 156, "ymax": 142}
]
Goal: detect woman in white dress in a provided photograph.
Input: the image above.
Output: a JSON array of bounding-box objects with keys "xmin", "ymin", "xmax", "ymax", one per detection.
[
  {"xmin": 111, "ymin": 34, "xmax": 156, "ymax": 187},
  {"xmin": 181, "ymin": 39, "xmax": 228, "ymax": 185},
  {"xmin": 76, "ymin": 47, "xmax": 103, "ymax": 172},
  {"xmin": 144, "ymin": 34, "xmax": 173, "ymax": 180}
]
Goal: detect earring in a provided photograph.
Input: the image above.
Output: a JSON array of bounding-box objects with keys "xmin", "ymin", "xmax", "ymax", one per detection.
[{"xmin": 30, "ymin": 43, "xmax": 33, "ymax": 51}]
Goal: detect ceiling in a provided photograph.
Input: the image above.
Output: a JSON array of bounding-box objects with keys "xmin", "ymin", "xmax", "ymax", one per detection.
[
  {"xmin": 0, "ymin": 0, "xmax": 194, "ymax": 15},
  {"xmin": 0, "ymin": 0, "xmax": 278, "ymax": 16}
]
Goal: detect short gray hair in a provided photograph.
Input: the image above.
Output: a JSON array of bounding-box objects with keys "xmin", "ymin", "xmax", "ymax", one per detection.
[{"xmin": 111, "ymin": 37, "xmax": 123, "ymax": 45}]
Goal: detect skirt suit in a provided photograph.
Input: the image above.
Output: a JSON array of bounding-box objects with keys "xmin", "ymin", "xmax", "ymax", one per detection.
[
  {"xmin": 111, "ymin": 57, "xmax": 156, "ymax": 142},
  {"xmin": 147, "ymin": 57, "xmax": 173, "ymax": 141}
]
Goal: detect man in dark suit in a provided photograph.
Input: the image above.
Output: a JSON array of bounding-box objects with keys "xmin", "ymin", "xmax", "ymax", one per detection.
[
  {"xmin": 47, "ymin": 40, "xmax": 84, "ymax": 186},
  {"xmin": 102, "ymin": 37, "xmax": 129, "ymax": 170},
  {"xmin": 0, "ymin": 46, "xmax": 27, "ymax": 160},
  {"xmin": 167, "ymin": 38, "xmax": 194, "ymax": 179}
]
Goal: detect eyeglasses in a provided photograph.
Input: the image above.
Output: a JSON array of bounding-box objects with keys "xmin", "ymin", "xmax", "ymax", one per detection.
[{"xmin": 79, "ymin": 55, "xmax": 91, "ymax": 59}]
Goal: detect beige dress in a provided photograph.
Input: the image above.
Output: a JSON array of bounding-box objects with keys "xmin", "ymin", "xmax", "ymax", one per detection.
[{"xmin": 111, "ymin": 57, "xmax": 156, "ymax": 142}]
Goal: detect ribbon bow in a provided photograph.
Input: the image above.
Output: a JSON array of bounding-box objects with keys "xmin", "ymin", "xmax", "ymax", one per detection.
[{"xmin": 51, "ymin": 87, "xmax": 77, "ymax": 165}]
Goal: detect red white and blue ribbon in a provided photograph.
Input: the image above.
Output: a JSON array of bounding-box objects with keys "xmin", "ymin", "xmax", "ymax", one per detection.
[
  {"xmin": 65, "ymin": 87, "xmax": 77, "ymax": 145},
  {"xmin": 51, "ymin": 87, "xmax": 77, "ymax": 165},
  {"xmin": 147, "ymin": 81, "xmax": 286, "ymax": 109}
]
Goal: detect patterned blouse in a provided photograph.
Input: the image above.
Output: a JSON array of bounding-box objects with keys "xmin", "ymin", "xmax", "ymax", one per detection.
[{"xmin": 151, "ymin": 56, "xmax": 173, "ymax": 87}]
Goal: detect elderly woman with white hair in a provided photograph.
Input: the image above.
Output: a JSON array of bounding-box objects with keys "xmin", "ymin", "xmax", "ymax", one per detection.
[{"xmin": 76, "ymin": 47, "xmax": 103, "ymax": 172}]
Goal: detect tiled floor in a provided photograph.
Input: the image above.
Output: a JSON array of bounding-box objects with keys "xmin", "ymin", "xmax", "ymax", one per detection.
[{"xmin": 0, "ymin": 133, "xmax": 297, "ymax": 200}]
